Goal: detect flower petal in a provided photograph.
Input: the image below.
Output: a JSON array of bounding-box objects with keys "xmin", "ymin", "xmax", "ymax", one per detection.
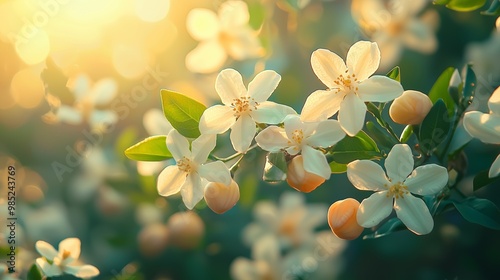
[
  {"xmin": 185, "ymin": 40, "xmax": 227, "ymax": 74},
  {"xmin": 463, "ymin": 111, "xmax": 500, "ymax": 144},
  {"xmin": 307, "ymin": 119, "xmax": 345, "ymax": 147},
  {"xmin": 357, "ymin": 76, "xmax": 404, "ymax": 102},
  {"xmin": 489, "ymin": 154, "xmax": 500, "ymax": 178},
  {"xmin": 385, "ymin": 144, "xmax": 414, "ymax": 183},
  {"xmin": 247, "ymin": 70, "xmax": 281, "ymax": 103},
  {"xmin": 225, "ymin": 27, "xmax": 263, "ymax": 60},
  {"xmin": 338, "ymin": 93, "xmax": 366, "ymax": 136},
  {"xmin": 302, "ymin": 145, "xmax": 331, "ymax": 179},
  {"xmin": 347, "ymin": 160, "xmax": 391, "ymax": 191},
  {"xmin": 218, "ymin": 0, "xmax": 250, "ymax": 27},
  {"xmin": 216, "ymin": 68, "xmax": 247, "ymax": 105},
  {"xmin": 356, "ymin": 191, "xmax": 393, "ymax": 228},
  {"xmin": 186, "ymin": 9, "xmax": 220, "ymax": 41},
  {"xmin": 283, "ymin": 114, "xmax": 304, "ymax": 140},
  {"xmin": 89, "ymin": 78, "xmax": 118, "ymax": 106},
  {"xmin": 300, "ymin": 90, "xmax": 343, "ymax": 122},
  {"xmin": 89, "ymin": 110, "xmax": 118, "ymax": 129},
  {"xmin": 181, "ymin": 173, "xmax": 204, "ymax": 210},
  {"xmin": 255, "ymin": 126, "xmax": 289, "ymax": 152},
  {"xmin": 402, "ymin": 19, "xmax": 438, "ymax": 54},
  {"xmin": 69, "ymin": 74, "xmax": 90, "ymax": 101},
  {"xmin": 346, "ymin": 41, "xmax": 380, "ymax": 81},
  {"xmin": 35, "ymin": 241, "xmax": 58, "ymax": 260},
  {"xmin": 65, "ymin": 265, "xmax": 100, "ymax": 278},
  {"xmin": 166, "ymin": 130, "xmax": 191, "ymax": 161},
  {"xmin": 311, "ymin": 49, "xmax": 347, "ymax": 88},
  {"xmin": 157, "ymin": 166, "xmax": 186, "ymax": 197},
  {"xmin": 250, "ymin": 101, "xmax": 296, "ymax": 124},
  {"xmin": 56, "ymin": 105, "xmax": 83, "ymax": 125},
  {"xmin": 192, "ymin": 134, "xmax": 217, "ymax": 164},
  {"xmin": 405, "ymin": 164, "xmax": 448, "ymax": 195},
  {"xmin": 252, "ymin": 235, "xmax": 280, "ymax": 263},
  {"xmin": 58, "ymin": 238, "xmax": 81, "ymax": 260},
  {"xmin": 230, "ymin": 115, "xmax": 256, "ymax": 152},
  {"xmin": 198, "ymin": 161, "xmax": 231, "ymax": 186},
  {"xmin": 199, "ymin": 105, "xmax": 236, "ymax": 135},
  {"xmin": 143, "ymin": 109, "xmax": 173, "ymax": 135},
  {"xmin": 488, "ymin": 86, "xmax": 500, "ymax": 114},
  {"xmin": 36, "ymin": 258, "xmax": 62, "ymax": 277},
  {"xmin": 394, "ymin": 194, "xmax": 433, "ymax": 235}
]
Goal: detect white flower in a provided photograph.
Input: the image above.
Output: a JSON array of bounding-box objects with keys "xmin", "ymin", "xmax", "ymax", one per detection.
[
  {"xmin": 243, "ymin": 192, "xmax": 326, "ymax": 249},
  {"xmin": 0, "ymin": 263, "xmax": 20, "ymax": 280},
  {"xmin": 463, "ymin": 86, "xmax": 500, "ymax": 178},
  {"xmin": 185, "ymin": 0, "xmax": 263, "ymax": 73},
  {"xmin": 35, "ymin": 238, "xmax": 99, "ymax": 278},
  {"xmin": 199, "ymin": 68, "xmax": 296, "ymax": 152},
  {"xmin": 255, "ymin": 114, "xmax": 345, "ymax": 179},
  {"xmin": 231, "ymin": 235, "xmax": 281, "ymax": 280},
  {"xmin": 157, "ymin": 130, "xmax": 232, "ymax": 209},
  {"xmin": 301, "ymin": 41, "xmax": 404, "ymax": 136},
  {"xmin": 347, "ymin": 144, "xmax": 448, "ymax": 235},
  {"xmin": 54, "ymin": 74, "xmax": 118, "ymax": 131},
  {"xmin": 351, "ymin": 0, "xmax": 439, "ymax": 70}
]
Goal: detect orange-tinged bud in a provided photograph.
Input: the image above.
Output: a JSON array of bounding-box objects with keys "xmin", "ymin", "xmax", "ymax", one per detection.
[
  {"xmin": 389, "ymin": 90, "xmax": 433, "ymax": 125},
  {"xmin": 137, "ymin": 223, "xmax": 169, "ymax": 257},
  {"xmin": 327, "ymin": 198, "xmax": 364, "ymax": 240},
  {"xmin": 204, "ymin": 179, "xmax": 240, "ymax": 214},
  {"xmin": 167, "ymin": 211, "xmax": 205, "ymax": 250},
  {"xmin": 286, "ymin": 155, "xmax": 325, "ymax": 193}
]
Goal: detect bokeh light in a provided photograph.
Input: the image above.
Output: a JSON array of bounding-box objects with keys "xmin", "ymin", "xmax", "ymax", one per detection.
[
  {"xmin": 10, "ymin": 68, "xmax": 45, "ymax": 108},
  {"xmin": 135, "ymin": 0, "xmax": 171, "ymax": 23}
]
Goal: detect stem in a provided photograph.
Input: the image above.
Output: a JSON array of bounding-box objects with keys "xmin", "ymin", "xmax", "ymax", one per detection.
[
  {"xmin": 366, "ymin": 102, "xmax": 400, "ymax": 142},
  {"xmin": 211, "ymin": 144, "xmax": 259, "ymax": 162}
]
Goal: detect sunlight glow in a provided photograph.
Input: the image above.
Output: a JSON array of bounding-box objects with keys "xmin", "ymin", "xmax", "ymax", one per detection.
[
  {"xmin": 10, "ymin": 68, "xmax": 45, "ymax": 108},
  {"xmin": 135, "ymin": 0, "xmax": 170, "ymax": 23}
]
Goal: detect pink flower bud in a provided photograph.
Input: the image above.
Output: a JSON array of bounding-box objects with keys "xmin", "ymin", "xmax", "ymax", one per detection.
[
  {"xmin": 137, "ymin": 223, "xmax": 169, "ymax": 257},
  {"xmin": 389, "ymin": 90, "xmax": 433, "ymax": 125},
  {"xmin": 167, "ymin": 211, "xmax": 205, "ymax": 250},
  {"xmin": 327, "ymin": 198, "xmax": 364, "ymax": 240},
  {"xmin": 286, "ymin": 155, "xmax": 325, "ymax": 193},
  {"xmin": 204, "ymin": 179, "xmax": 240, "ymax": 214}
]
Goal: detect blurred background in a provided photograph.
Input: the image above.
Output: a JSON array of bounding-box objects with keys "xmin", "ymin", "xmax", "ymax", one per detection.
[{"xmin": 1, "ymin": 0, "xmax": 500, "ymax": 279}]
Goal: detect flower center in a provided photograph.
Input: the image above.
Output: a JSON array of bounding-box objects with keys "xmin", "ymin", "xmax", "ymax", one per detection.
[
  {"xmin": 333, "ymin": 70, "xmax": 359, "ymax": 94},
  {"xmin": 177, "ymin": 157, "xmax": 194, "ymax": 173},
  {"xmin": 61, "ymin": 250, "xmax": 71, "ymax": 260},
  {"xmin": 230, "ymin": 96, "xmax": 258, "ymax": 118},
  {"xmin": 386, "ymin": 182, "xmax": 409, "ymax": 199},
  {"xmin": 291, "ymin": 129, "xmax": 304, "ymax": 145}
]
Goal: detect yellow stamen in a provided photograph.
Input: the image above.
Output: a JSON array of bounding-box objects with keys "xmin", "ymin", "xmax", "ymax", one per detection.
[
  {"xmin": 177, "ymin": 157, "xmax": 193, "ymax": 173},
  {"xmin": 230, "ymin": 96, "xmax": 259, "ymax": 118},
  {"xmin": 386, "ymin": 182, "xmax": 409, "ymax": 199}
]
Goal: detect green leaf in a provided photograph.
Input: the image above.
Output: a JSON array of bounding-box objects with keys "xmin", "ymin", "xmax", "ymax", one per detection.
[
  {"xmin": 461, "ymin": 65, "xmax": 476, "ymax": 109},
  {"xmin": 399, "ymin": 125, "xmax": 413, "ymax": 143},
  {"xmin": 428, "ymin": 67, "xmax": 456, "ymax": 117},
  {"xmin": 418, "ymin": 99, "xmax": 451, "ymax": 154},
  {"xmin": 447, "ymin": 69, "xmax": 461, "ymax": 106},
  {"xmin": 263, "ymin": 152, "xmax": 287, "ymax": 182},
  {"xmin": 329, "ymin": 130, "xmax": 382, "ymax": 164},
  {"xmin": 27, "ymin": 264, "xmax": 44, "ymax": 280},
  {"xmin": 362, "ymin": 218, "xmax": 406, "ymax": 239},
  {"xmin": 473, "ymin": 170, "xmax": 500, "ymax": 191},
  {"xmin": 125, "ymin": 136, "xmax": 172, "ymax": 161},
  {"xmin": 386, "ymin": 66, "xmax": 401, "ymax": 82},
  {"xmin": 248, "ymin": 1, "xmax": 266, "ymax": 30},
  {"xmin": 481, "ymin": 0, "xmax": 500, "ymax": 15},
  {"xmin": 433, "ymin": 0, "xmax": 451, "ymax": 5},
  {"xmin": 453, "ymin": 197, "xmax": 500, "ymax": 230},
  {"xmin": 445, "ymin": 0, "xmax": 487, "ymax": 11},
  {"xmin": 329, "ymin": 161, "xmax": 347, "ymax": 173},
  {"xmin": 160, "ymin": 90, "xmax": 206, "ymax": 138},
  {"xmin": 365, "ymin": 121, "xmax": 398, "ymax": 152},
  {"xmin": 116, "ymin": 127, "xmax": 138, "ymax": 161}
]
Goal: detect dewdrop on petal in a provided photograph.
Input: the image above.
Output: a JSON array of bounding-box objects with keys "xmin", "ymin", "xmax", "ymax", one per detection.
[
  {"xmin": 204, "ymin": 179, "xmax": 240, "ymax": 214},
  {"xmin": 167, "ymin": 211, "xmax": 205, "ymax": 250},
  {"xmin": 389, "ymin": 90, "xmax": 433, "ymax": 125},
  {"xmin": 286, "ymin": 155, "xmax": 325, "ymax": 193},
  {"xmin": 327, "ymin": 198, "xmax": 364, "ymax": 240},
  {"xmin": 138, "ymin": 223, "xmax": 170, "ymax": 257}
]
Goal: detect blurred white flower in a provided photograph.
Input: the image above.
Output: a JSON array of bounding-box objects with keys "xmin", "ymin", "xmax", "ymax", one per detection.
[
  {"xmin": 35, "ymin": 237, "xmax": 99, "ymax": 278},
  {"xmin": 256, "ymin": 114, "xmax": 345, "ymax": 179},
  {"xmin": 231, "ymin": 235, "xmax": 281, "ymax": 280},
  {"xmin": 351, "ymin": 0, "xmax": 439, "ymax": 70},
  {"xmin": 463, "ymin": 86, "xmax": 500, "ymax": 178},
  {"xmin": 199, "ymin": 68, "xmax": 296, "ymax": 152},
  {"xmin": 53, "ymin": 74, "xmax": 119, "ymax": 131},
  {"xmin": 301, "ymin": 41, "xmax": 403, "ymax": 136},
  {"xmin": 347, "ymin": 144, "xmax": 448, "ymax": 235},
  {"xmin": 243, "ymin": 192, "xmax": 326, "ymax": 249},
  {"xmin": 0, "ymin": 263, "xmax": 20, "ymax": 280},
  {"xmin": 157, "ymin": 130, "xmax": 231, "ymax": 209},
  {"xmin": 185, "ymin": 0, "xmax": 263, "ymax": 73}
]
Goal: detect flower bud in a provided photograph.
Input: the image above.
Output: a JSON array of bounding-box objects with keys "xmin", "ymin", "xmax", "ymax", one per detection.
[
  {"xmin": 389, "ymin": 90, "xmax": 433, "ymax": 125},
  {"xmin": 327, "ymin": 198, "xmax": 364, "ymax": 240},
  {"xmin": 204, "ymin": 179, "xmax": 240, "ymax": 214},
  {"xmin": 137, "ymin": 223, "xmax": 169, "ymax": 257},
  {"xmin": 167, "ymin": 211, "xmax": 205, "ymax": 250},
  {"xmin": 286, "ymin": 155, "xmax": 325, "ymax": 193}
]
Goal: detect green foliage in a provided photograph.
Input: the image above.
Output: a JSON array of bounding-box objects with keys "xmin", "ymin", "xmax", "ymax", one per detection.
[
  {"xmin": 263, "ymin": 152, "xmax": 287, "ymax": 182},
  {"xmin": 453, "ymin": 197, "xmax": 500, "ymax": 230},
  {"xmin": 115, "ymin": 127, "xmax": 139, "ymax": 161},
  {"xmin": 160, "ymin": 90, "xmax": 206, "ymax": 138},
  {"xmin": 363, "ymin": 218, "xmax": 406, "ymax": 239},
  {"xmin": 365, "ymin": 121, "xmax": 399, "ymax": 152},
  {"xmin": 399, "ymin": 125, "xmax": 413, "ymax": 143},
  {"xmin": 27, "ymin": 264, "xmax": 44, "ymax": 280},
  {"xmin": 40, "ymin": 57, "xmax": 74, "ymax": 105},
  {"xmin": 473, "ymin": 170, "xmax": 500, "ymax": 191},
  {"xmin": 418, "ymin": 99, "xmax": 451, "ymax": 154},
  {"xmin": 328, "ymin": 130, "xmax": 382, "ymax": 164},
  {"xmin": 434, "ymin": 0, "xmax": 487, "ymax": 11},
  {"xmin": 428, "ymin": 67, "xmax": 456, "ymax": 117},
  {"xmin": 481, "ymin": 0, "xmax": 500, "ymax": 15},
  {"xmin": 386, "ymin": 66, "xmax": 401, "ymax": 82},
  {"xmin": 125, "ymin": 136, "xmax": 172, "ymax": 161},
  {"xmin": 329, "ymin": 161, "xmax": 347, "ymax": 173},
  {"xmin": 461, "ymin": 64, "xmax": 477, "ymax": 109}
]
